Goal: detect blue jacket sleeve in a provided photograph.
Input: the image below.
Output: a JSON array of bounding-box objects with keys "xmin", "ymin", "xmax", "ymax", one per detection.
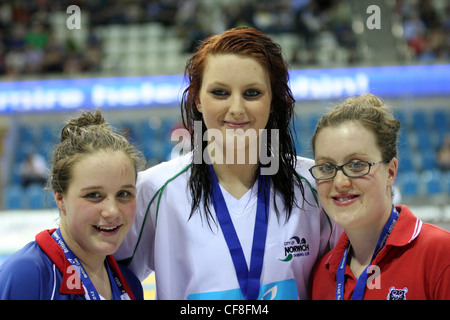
[
  {"xmin": 0, "ymin": 243, "xmax": 54, "ymax": 300},
  {"xmin": 117, "ymin": 263, "xmax": 144, "ymax": 300}
]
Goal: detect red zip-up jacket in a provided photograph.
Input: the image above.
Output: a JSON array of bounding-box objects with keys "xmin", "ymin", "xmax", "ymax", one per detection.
[
  {"xmin": 0, "ymin": 229, "xmax": 143, "ymax": 300},
  {"xmin": 310, "ymin": 205, "xmax": 450, "ymax": 300}
]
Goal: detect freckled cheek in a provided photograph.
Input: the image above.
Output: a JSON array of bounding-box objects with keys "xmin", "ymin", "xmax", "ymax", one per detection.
[
  {"xmin": 316, "ymin": 183, "xmax": 334, "ymax": 209},
  {"xmin": 316, "ymin": 181, "xmax": 331, "ymax": 197},
  {"xmin": 123, "ymin": 202, "xmax": 137, "ymax": 226},
  {"xmin": 71, "ymin": 202, "xmax": 100, "ymax": 225}
]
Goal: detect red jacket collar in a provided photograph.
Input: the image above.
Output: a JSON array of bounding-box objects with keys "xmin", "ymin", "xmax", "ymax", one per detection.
[
  {"xmin": 324, "ymin": 205, "xmax": 422, "ymax": 272},
  {"xmin": 35, "ymin": 229, "xmax": 135, "ymax": 299},
  {"xmin": 36, "ymin": 229, "xmax": 85, "ymax": 295},
  {"xmin": 384, "ymin": 205, "xmax": 423, "ymax": 246}
]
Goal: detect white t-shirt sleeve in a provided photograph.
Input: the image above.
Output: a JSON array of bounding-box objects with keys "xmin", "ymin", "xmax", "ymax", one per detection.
[
  {"xmin": 114, "ymin": 154, "xmax": 193, "ymax": 282},
  {"xmin": 114, "ymin": 168, "xmax": 157, "ymax": 282},
  {"xmin": 295, "ymin": 156, "xmax": 343, "ymax": 256}
]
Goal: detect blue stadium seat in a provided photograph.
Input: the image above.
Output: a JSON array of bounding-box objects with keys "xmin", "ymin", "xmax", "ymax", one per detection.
[
  {"xmin": 436, "ymin": 130, "xmax": 448, "ymax": 149},
  {"xmin": 307, "ymin": 114, "xmax": 320, "ymax": 135},
  {"xmin": 394, "ymin": 110, "xmax": 406, "ymax": 128},
  {"xmin": 46, "ymin": 191, "xmax": 58, "ymax": 209},
  {"xmin": 294, "ymin": 137, "xmax": 302, "ymax": 156},
  {"xmin": 10, "ymin": 164, "xmax": 23, "ymax": 185},
  {"xmin": 398, "ymin": 129, "xmax": 410, "ymax": 150},
  {"xmin": 26, "ymin": 184, "xmax": 46, "ymax": 209},
  {"xmin": 163, "ymin": 140, "xmax": 176, "ymax": 160},
  {"xmin": 141, "ymin": 141, "xmax": 156, "ymax": 160},
  {"xmin": 19, "ymin": 126, "xmax": 35, "ymax": 144},
  {"xmin": 398, "ymin": 171, "xmax": 420, "ymax": 198},
  {"xmin": 292, "ymin": 117, "xmax": 302, "ymax": 134},
  {"xmin": 15, "ymin": 141, "xmax": 35, "ymax": 163},
  {"xmin": 398, "ymin": 157, "xmax": 414, "ymax": 172},
  {"xmin": 412, "ymin": 110, "xmax": 429, "ymax": 131},
  {"xmin": 136, "ymin": 120, "xmax": 158, "ymax": 144},
  {"xmin": 398, "ymin": 147, "xmax": 414, "ymax": 172},
  {"xmin": 420, "ymin": 152, "xmax": 437, "ymax": 171},
  {"xmin": 39, "ymin": 124, "xmax": 60, "ymax": 146},
  {"xmin": 432, "ymin": 109, "xmax": 448, "ymax": 132},
  {"xmin": 3, "ymin": 184, "xmax": 25, "ymax": 210},
  {"xmin": 416, "ymin": 131, "xmax": 434, "ymax": 150},
  {"xmin": 445, "ymin": 172, "xmax": 450, "ymax": 194},
  {"xmin": 421, "ymin": 170, "xmax": 443, "ymax": 195},
  {"xmin": 160, "ymin": 119, "xmax": 176, "ymax": 138}
]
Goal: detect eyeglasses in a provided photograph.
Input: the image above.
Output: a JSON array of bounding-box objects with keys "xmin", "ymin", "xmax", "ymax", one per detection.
[{"xmin": 309, "ymin": 160, "xmax": 389, "ymax": 181}]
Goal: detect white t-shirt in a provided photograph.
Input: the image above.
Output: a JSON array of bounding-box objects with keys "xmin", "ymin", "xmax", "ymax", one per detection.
[{"xmin": 114, "ymin": 153, "xmax": 342, "ymax": 299}]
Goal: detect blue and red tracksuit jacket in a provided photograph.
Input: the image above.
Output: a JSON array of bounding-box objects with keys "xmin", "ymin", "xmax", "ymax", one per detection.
[{"xmin": 0, "ymin": 229, "xmax": 143, "ymax": 300}]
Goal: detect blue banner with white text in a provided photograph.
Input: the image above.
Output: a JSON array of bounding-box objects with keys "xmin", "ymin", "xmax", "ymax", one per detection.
[{"xmin": 0, "ymin": 64, "xmax": 448, "ymax": 113}]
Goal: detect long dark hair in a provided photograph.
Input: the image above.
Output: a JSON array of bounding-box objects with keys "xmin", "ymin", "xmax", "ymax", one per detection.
[{"xmin": 180, "ymin": 27, "xmax": 305, "ymax": 227}]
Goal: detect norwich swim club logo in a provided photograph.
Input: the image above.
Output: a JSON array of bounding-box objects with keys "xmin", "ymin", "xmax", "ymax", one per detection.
[{"xmin": 280, "ymin": 236, "xmax": 310, "ymax": 262}]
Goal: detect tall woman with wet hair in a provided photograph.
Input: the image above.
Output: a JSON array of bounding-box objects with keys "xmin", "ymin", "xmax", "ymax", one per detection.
[{"xmin": 115, "ymin": 27, "xmax": 341, "ymax": 300}]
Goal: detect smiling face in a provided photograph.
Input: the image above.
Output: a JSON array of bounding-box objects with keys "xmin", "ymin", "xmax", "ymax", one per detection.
[
  {"xmin": 197, "ymin": 54, "xmax": 272, "ymax": 157},
  {"xmin": 56, "ymin": 149, "xmax": 136, "ymax": 260},
  {"xmin": 313, "ymin": 121, "xmax": 397, "ymax": 232}
]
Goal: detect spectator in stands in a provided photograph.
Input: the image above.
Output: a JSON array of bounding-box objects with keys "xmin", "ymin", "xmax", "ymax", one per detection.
[
  {"xmin": 398, "ymin": 0, "xmax": 449, "ymax": 62},
  {"xmin": 309, "ymin": 94, "xmax": 450, "ymax": 299},
  {"xmin": 0, "ymin": 2, "xmax": 104, "ymax": 76},
  {"xmin": 292, "ymin": 0, "xmax": 321, "ymax": 65},
  {"xmin": 19, "ymin": 152, "xmax": 48, "ymax": 188},
  {"xmin": 0, "ymin": 110, "xmax": 145, "ymax": 300},
  {"xmin": 403, "ymin": 12, "xmax": 428, "ymax": 55},
  {"xmin": 418, "ymin": 0, "xmax": 440, "ymax": 29},
  {"xmin": 436, "ymin": 134, "xmax": 450, "ymax": 171},
  {"xmin": 330, "ymin": 1, "xmax": 359, "ymax": 64},
  {"xmin": 42, "ymin": 35, "xmax": 65, "ymax": 73},
  {"xmin": 1, "ymin": 0, "xmax": 374, "ymax": 75}
]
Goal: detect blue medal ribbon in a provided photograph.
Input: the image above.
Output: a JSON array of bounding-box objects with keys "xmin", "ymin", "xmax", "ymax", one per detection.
[
  {"xmin": 209, "ymin": 165, "xmax": 270, "ymax": 300},
  {"xmin": 105, "ymin": 260, "xmax": 125, "ymax": 299},
  {"xmin": 52, "ymin": 228, "xmax": 123, "ymax": 300},
  {"xmin": 335, "ymin": 205, "xmax": 399, "ymax": 300}
]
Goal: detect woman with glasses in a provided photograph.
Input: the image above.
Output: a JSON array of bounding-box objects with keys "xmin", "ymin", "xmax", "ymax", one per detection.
[{"xmin": 309, "ymin": 94, "xmax": 450, "ymax": 300}]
